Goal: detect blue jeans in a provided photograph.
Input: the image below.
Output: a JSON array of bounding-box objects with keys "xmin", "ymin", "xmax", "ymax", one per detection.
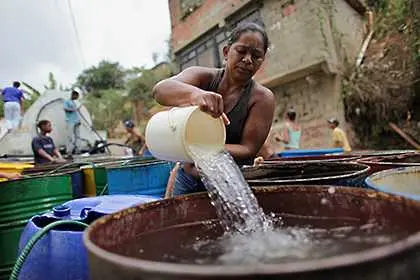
[{"xmin": 172, "ymin": 167, "xmax": 206, "ymax": 196}]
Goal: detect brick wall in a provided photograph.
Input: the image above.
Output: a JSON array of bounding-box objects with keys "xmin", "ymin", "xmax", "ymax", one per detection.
[{"xmin": 169, "ymin": 0, "xmax": 253, "ymax": 53}]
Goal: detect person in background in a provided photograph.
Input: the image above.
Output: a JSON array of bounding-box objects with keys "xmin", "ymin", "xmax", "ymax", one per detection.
[
  {"xmin": 327, "ymin": 117, "xmax": 352, "ymax": 152},
  {"xmin": 138, "ymin": 143, "xmax": 153, "ymax": 158},
  {"xmin": 279, "ymin": 108, "xmax": 301, "ymax": 150},
  {"xmin": 1, "ymin": 81, "xmax": 24, "ymax": 131},
  {"xmin": 123, "ymin": 120, "xmax": 146, "ymax": 155},
  {"xmin": 64, "ymin": 90, "xmax": 81, "ymax": 156},
  {"xmin": 31, "ymin": 120, "xmax": 66, "ymax": 165},
  {"xmin": 153, "ymin": 22, "xmax": 275, "ymax": 196}
]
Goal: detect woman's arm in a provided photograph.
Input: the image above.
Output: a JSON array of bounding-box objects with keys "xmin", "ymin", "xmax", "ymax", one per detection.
[
  {"xmin": 153, "ymin": 66, "xmax": 225, "ymax": 118},
  {"xmin": 225, "ymin": 86, "xmax": 275, "ymax": 161}
]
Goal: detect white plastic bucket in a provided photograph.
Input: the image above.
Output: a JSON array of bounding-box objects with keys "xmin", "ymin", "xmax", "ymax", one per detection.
[{"xmin": 145, "ymin": 106, "xmax": 226, "ymax": 162}]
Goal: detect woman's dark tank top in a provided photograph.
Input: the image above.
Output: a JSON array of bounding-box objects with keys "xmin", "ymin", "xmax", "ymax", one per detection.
[{"xmin": 206, "ymin": 69, "xmax": 254, "ymax": 165}]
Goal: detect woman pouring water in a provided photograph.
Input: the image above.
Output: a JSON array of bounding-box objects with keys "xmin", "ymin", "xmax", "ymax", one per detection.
[{"xmin": 153, "ymin": 22, "xmax": 275, "ymax": 196}]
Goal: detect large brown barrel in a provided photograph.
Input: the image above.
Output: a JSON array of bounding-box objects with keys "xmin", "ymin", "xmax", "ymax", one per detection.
[
  {"xmin": 84, "ymin": 186, "xmax": 420, "ymax": 280},
  {"xmin": 358, "ymin": 152, "xmax": 420, "ymax": 174},
  {"xmin": 264, "ymin": 154, "xmax": 360, "ymax": 164},
  {"xmin": 242, "ymin": 162, "xmax": 370, "ymax": 187}
]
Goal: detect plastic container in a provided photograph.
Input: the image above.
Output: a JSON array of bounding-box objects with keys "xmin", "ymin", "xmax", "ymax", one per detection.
[
  {"xmin": 0, "ymin": 162, "xmax": 34, "ymax": 182},
  {"xmin": 145, "ymin": 106, "xmax": 226, "ymax": 162},
  {"xmin": 365, "ymin": 166, "xmax": 420, "ymax": 200},
  {"xmin": 18, "ymin": 195, "xmax": 159, "ymax": 280},
  {"xmin": 0, "ymin": 175, "xmax": 72, "ymax": 280},
  {"xmin": 23, "ymin": 164, "xmax": 109, "ymax": 197},
  {"xmin": 279, "ymin": 148, "xmax": 344, "ymax": 158},
  {"xmin": 107, "ymin": 161, "xmax": 174, "ymax": 197},
  {"xmin": 0, "ymin": 162, "xmax": 34, "ymax": 173}
]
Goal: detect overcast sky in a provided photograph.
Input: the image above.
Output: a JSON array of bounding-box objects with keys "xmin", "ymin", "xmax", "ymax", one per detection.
[{"xmin": 0, "ymin": 0, "xmax": 171, "ymax": 91}]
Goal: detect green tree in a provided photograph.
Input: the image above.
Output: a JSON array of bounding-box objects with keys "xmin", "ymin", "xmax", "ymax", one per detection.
[
  {"xmin": 127, "ymin": 68, "xmax": 157, "ymax": 124},
  {"xmin": 83, "ymin": 89, "xmax": 130, "ymax": 133},
  {"xmin": 76, "ymin": 60, "xmax": 126, "ymax": 93},
  {"xmin": 126, "ymin": 63, "xmax": 173, "ymax": 124}
]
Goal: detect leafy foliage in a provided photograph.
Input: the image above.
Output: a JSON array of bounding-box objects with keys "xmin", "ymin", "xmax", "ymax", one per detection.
[
  {"xmin": 76, "ymin": 60, "xmax": 126, "ymax": 92},
  {"xmin": 83, "ymin": 89, "xmax": 131, "ymax": 133},
  {"xmin": 343, "ymin": 0, "xmax": 417, "ymax": 149},
  {"xmin": 78, "ymin": 60, "xmax": 173, "ymax": 133}
]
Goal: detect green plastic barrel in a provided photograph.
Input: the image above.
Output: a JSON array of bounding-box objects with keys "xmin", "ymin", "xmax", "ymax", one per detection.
[
  {"xmin": 94, "ymin": 167, "xmax": 108, "ymax": 195},
  {"xmin": 0, "ymin": 175, "xmax": 73, "ymax": 280}
]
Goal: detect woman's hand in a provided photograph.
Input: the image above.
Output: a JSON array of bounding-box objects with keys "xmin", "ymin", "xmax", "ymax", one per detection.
[
  {"xmin": 253, "ymin": 156, "xmax": 264, "ymax": 167},
  {"xmin": 190, "ymin": 90, "xmax": 230, "ymax": 125}
]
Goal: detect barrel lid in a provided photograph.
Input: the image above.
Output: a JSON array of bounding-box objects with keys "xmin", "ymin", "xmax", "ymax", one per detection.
[
  {"xmin": 53, "ymin": 205, "xmax": 71, "ymax": 217},
  {"xmin": 46, "ymin": 195, "xmax": 159, "ymax": 220}
]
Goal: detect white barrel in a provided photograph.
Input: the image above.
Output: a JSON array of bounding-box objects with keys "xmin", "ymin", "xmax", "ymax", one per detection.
[{"xmin": 145, "ymin": 106, "xmax": 226, "ymax": 162}]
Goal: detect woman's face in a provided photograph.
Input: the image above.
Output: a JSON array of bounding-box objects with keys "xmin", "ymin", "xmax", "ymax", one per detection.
[{"xmin": 224, "ymin": 31, "xmax": 266, "ymax": 81}]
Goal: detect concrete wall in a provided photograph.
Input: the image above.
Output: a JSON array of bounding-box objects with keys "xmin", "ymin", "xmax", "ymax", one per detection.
[
  {"xmin": 257, "ymin": 0, "xmax": 364, "ymax": 149},
  {"xmin": 270, "ymin": 71, "xmax": 345, "ymax": 149},
  {"xmin": 257, "ymin": 0, "xmax": 365, "ymax": 85},
  {"xmin": 257, "ymin": 0, "xmax": 338, "ymax": 84},
  {"xmin": 331, "ymin": 0, "xmax": 366, "ymax": 66}
]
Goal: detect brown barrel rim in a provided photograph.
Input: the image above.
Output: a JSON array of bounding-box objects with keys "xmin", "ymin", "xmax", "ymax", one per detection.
[{"xmin": 83, "ymin": 186, "xmax": 420, "ymax": 276}]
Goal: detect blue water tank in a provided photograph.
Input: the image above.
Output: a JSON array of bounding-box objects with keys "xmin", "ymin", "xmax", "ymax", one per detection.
[
  {"xmin": 279, "ymin": 148, "xmax": 344, "ymax": 158},
  {"xmin": 107, "ymin": 161, "xmax": 174, "ymax": 197},
  {"xmin": 18, "ymin": 195, "xmax": 159, "ymax": 280}
]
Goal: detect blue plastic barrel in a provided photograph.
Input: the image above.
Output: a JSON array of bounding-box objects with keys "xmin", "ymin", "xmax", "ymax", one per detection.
[
  {"xmin": 106, "ymin": 161, "xmax": 174, "ymax": 197},
  {"xmin": 18, "ymin": 195, "xmax": 159, "ymax": 280},
  {"xmin": 279, "ymin": 148, "xmax": 344, "ymax": 158},
  {"xmin": 143, "ymin": 149, "xmax": 153, "ymax": 158},
  {"xmin": 365, "ymin": 166, "xmax": 420, "ymax": 200},
  {"xmin": 69, "ymin": 170, "xmax": 84, "ymax": 198}
]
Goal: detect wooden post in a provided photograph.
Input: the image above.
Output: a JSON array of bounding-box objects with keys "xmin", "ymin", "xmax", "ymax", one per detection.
[{"xmin": 388, "ymin": 122, "xmax": 420, "ymax": 150}]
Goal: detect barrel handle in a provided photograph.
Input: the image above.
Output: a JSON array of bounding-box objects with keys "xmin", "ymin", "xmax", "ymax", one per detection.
[
  {"xmin": 47, "ymin": 161, "xmax": 96, "ymax": 175},
  {"xmin": 168, "ymin": 108, "xmax": 178, "ymax": 132}
]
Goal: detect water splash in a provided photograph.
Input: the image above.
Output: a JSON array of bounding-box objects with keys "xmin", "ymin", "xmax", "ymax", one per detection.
[{"xmin": 189, "ymin": 145, "xmax": 271, "ymax": 233}]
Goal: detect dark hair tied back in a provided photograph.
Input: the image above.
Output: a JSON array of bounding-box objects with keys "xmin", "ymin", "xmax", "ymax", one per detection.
[{"xmin": 227, "ymin": 21, "xmax": 269, "ymax": 53}]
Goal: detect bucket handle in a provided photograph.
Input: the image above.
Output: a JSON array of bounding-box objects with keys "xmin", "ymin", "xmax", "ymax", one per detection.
[{"xmin": 168, "ymin": 108, "xmax": 178, "ymax": 132}]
